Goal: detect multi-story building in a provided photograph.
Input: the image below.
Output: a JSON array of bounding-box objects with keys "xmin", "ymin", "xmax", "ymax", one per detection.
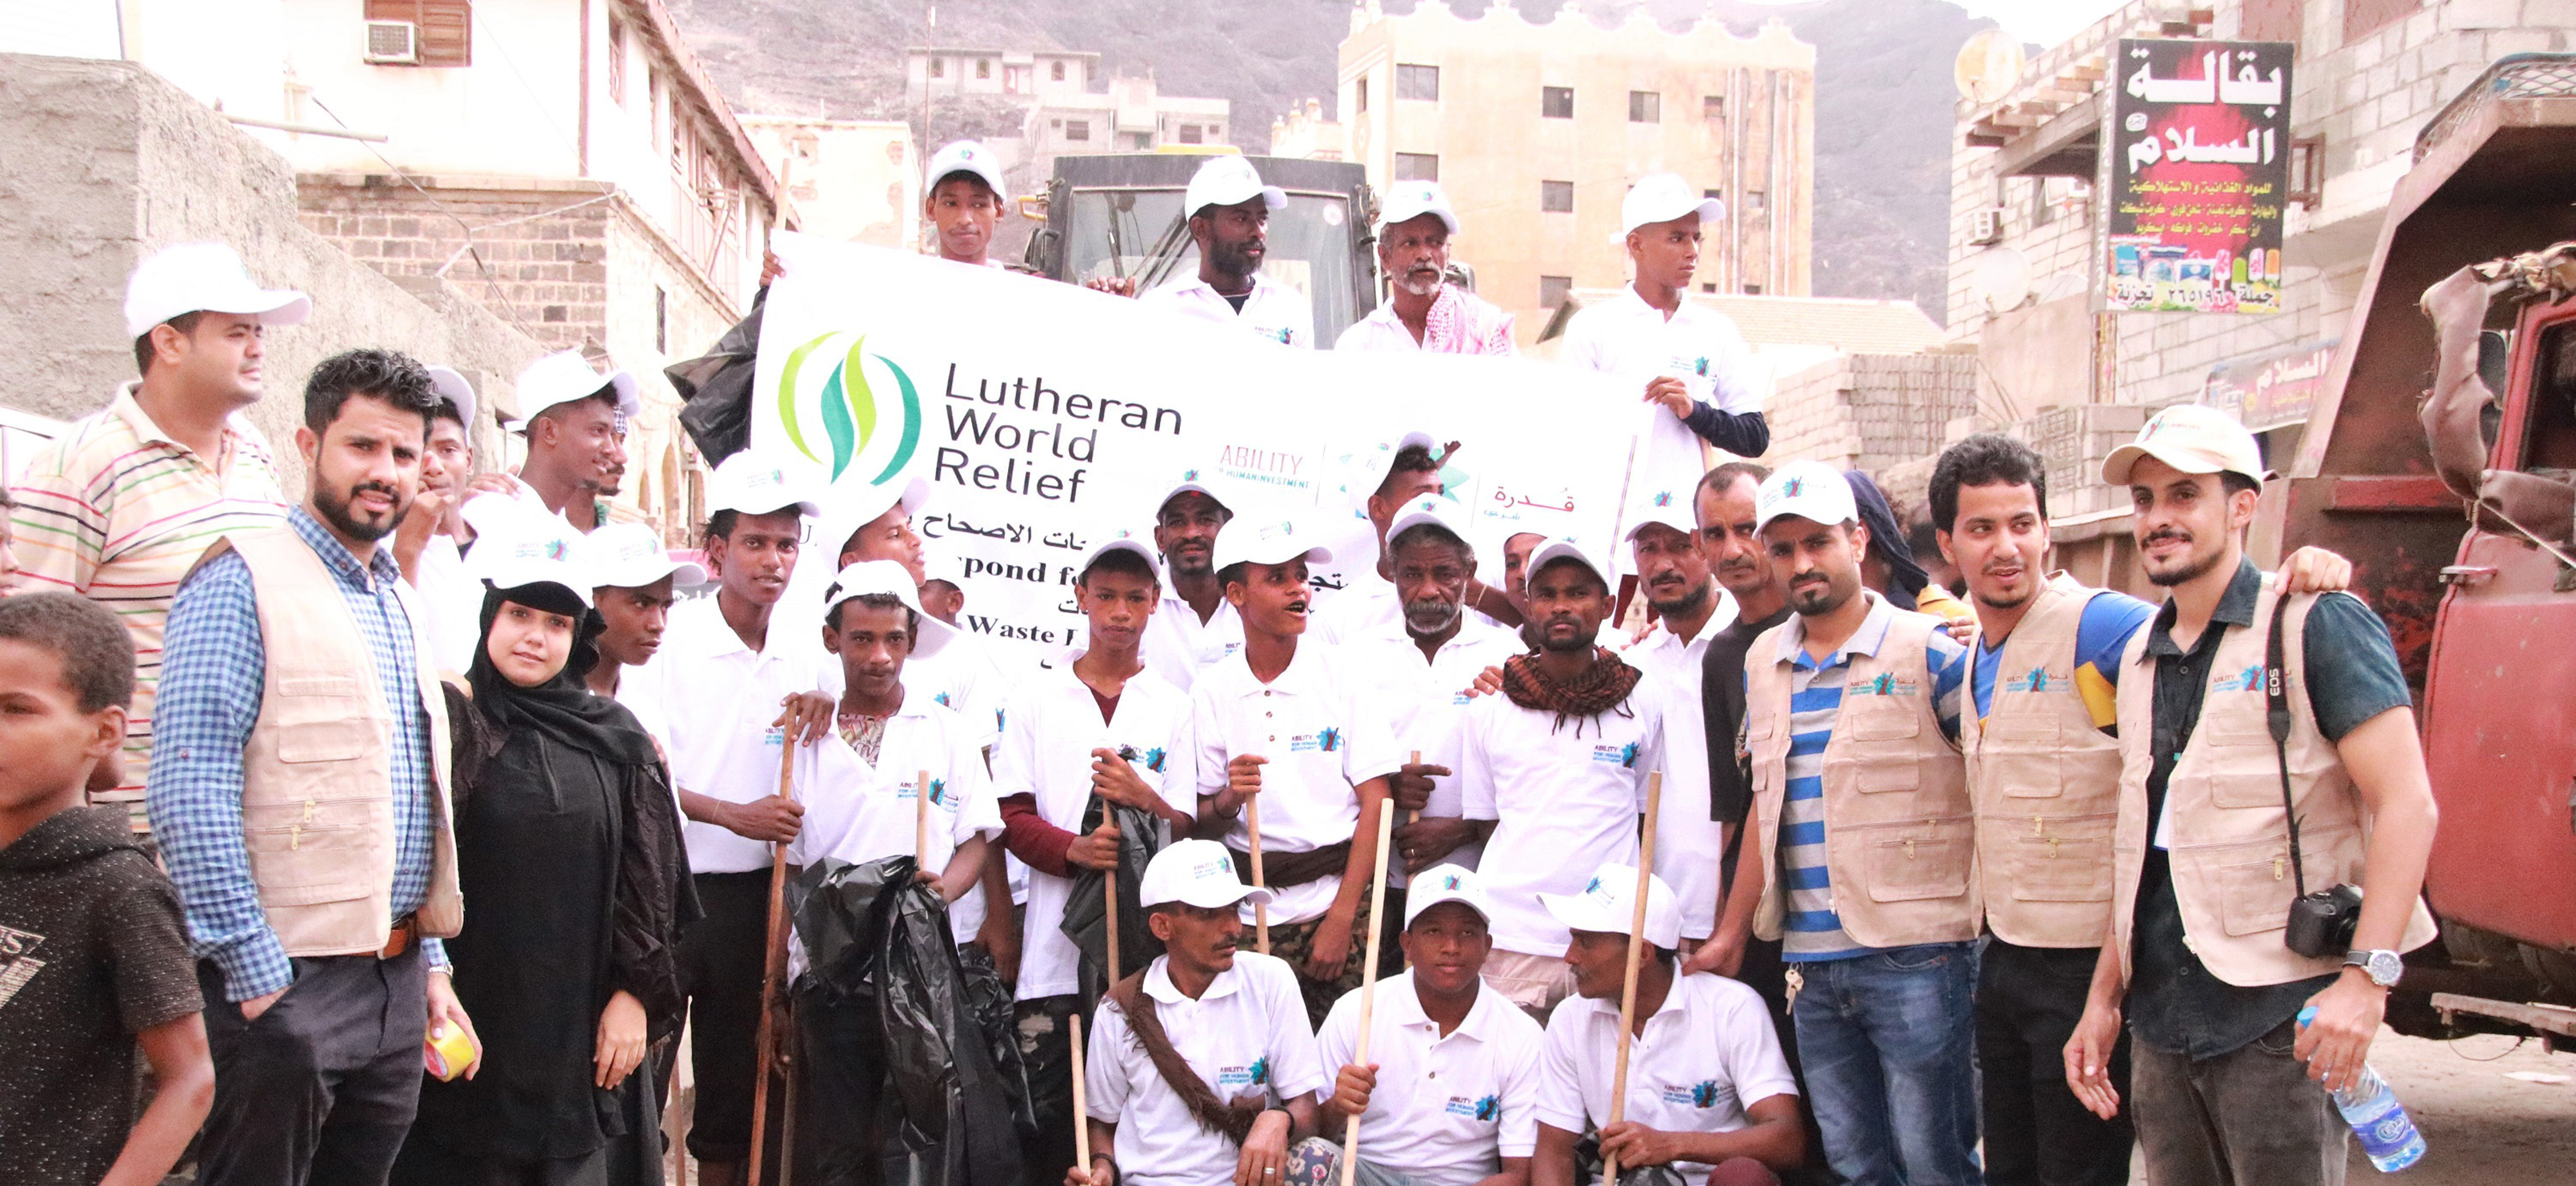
[
  {"xmin": 1270, "ymin": 98, "xmax": 1350, "ymax": 161},
  {"xmin": 741, "ymin": 114, "xmax": 920, "ymax": 250},
  {"xmin": 903, "ymin": 44, "xmax": 1098, "ymax": 109},
  {"xmin": 75, "ymin": 0, "xmax": 782, "ymax": 541},
  {"xmin": 1338, "ymin": 0, "xmax": 1816, "ymax": 346},
  {"xmin": 1943, "ymin": 0, "xmax": 2574, "ymax": 588}
]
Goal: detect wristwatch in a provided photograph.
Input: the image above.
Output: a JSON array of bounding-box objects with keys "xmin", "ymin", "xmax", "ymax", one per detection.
[{"xmin": 2344, "ymin": 948, "xmax": 2402, "ymax": 988}]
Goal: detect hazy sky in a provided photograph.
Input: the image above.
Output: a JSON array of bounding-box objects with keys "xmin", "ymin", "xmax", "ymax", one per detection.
[{"xmin": 1743, "ymin": 0, "xmax": 2134, "ymax": 46}]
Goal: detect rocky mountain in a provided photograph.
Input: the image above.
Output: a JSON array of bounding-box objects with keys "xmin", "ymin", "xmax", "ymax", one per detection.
[{"xmin": 662, "ymin": 0, "xmax": 1990, "ymax": 321}]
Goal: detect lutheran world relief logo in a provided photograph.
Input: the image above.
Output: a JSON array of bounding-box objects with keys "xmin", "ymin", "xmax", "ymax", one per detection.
[{"xmin": 775, "ymin": 332, "xmax": 923, "ymax": 483}]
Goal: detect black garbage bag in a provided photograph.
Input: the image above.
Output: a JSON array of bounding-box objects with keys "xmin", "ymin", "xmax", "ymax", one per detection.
[
  {"xmin": 789, "ymin": 855, "xmax": 1026, "ymax": 1186},
  {"xmin": 957, "ymin": 942, "xmax": 1039, "ymax": 1141},
  {"xmin": 664, "ymin": 287, "xmax": 765, "ymax": 467},
  {"xmin": 1058, "ymin": 794, "xmax": 1170, "ymax": 1005}
]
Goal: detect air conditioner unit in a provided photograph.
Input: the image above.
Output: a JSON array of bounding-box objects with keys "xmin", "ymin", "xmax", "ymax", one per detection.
[
  {"xmin": 365, "ymin": 20, "xmax": 419, "ymax": 65},
  {"xmin": 1967, "ymin": 206, "xmax": 2006, "ymax": 246}
]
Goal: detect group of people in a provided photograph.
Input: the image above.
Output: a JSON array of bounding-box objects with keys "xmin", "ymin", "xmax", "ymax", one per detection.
[{"xmin": 0, "ymin": 138, "xmax": 2438, "ymax": 1186}]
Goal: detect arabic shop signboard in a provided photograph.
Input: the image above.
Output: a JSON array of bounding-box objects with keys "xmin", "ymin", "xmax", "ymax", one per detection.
[
  {"xmin": 2203, "ymin": 338, "xmax": 2337, "ymax": 431},
  {"xmin": 2104, "ymin": 38, "xmax": 2293, "ymax": 315}
]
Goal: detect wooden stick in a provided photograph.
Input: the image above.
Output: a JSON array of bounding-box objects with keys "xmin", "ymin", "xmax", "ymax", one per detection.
[
  {"xmin": 747, "ymin": 735, "xmax": 801, "ymax": 1186},
  {"xmin": 1602, "ymin": 771, "xmax": 1664, "ymax": 1186},
  {"xmin": 1071, "ymin": 1012, "xmax": 1092, "ymax": 1171},
  {"xmin": 1399, "ymin": 750, "xmax": 1421, "ymax": 972},
  {"xmin": 1104, "ymin": 864, "xmax": 1123, "ymax": 987},
  {"xmin": 1246, "ymin": 791, "xmax": 1271, "ymax": 954},
  {"xmin": 1338, "ymin": 797, "xmax": 1399, "ymax": 1186},
  {"xmin": 916, "ymin": 767, "xmax": 934, "ymax": 872}
]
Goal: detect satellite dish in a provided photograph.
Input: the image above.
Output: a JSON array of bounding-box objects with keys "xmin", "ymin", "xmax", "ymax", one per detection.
[
  {"xmin": 1954, "ymin": 28, "xmax": 2026, "ymax": 106},
  {"xmin": 1969, "ymin": 246, "xmax": 2034, "ymax": 315}
]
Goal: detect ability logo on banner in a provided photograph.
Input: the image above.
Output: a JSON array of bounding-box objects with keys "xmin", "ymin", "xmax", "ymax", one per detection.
[{"xmin": 775, "ymin": 331, "xmax": 923, "ymax": 483}]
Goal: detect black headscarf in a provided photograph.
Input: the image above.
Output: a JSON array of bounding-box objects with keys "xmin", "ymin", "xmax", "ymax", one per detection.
[
  {"xmin": 1845, "ymin": 471, "xmax": 1930, "ymax": 603},
  {"xmin": 465, "ymin": 583, "xmax": 659, "ymax": 767}
]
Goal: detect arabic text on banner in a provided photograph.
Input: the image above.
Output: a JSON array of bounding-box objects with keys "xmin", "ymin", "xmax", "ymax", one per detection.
[{"xmin": 2104, "ymin": 38, "xmax": 2294, "ymax": 315}]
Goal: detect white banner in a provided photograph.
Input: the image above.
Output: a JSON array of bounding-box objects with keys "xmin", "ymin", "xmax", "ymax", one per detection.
[{"xmin": 750, "ymin": 235, "xmax": 1677, "ymax": 664}]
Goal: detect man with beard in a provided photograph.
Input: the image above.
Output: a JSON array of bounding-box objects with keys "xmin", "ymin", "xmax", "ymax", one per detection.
[
  {"xmin": 1334, "ymin": 182, "xmax": 1516, "ymax": 355},
  {"xmin": 622, "ymin": 451, "xmax": 834, "ymax": 1186},
  {"xmin": 1705, "ymin": 459, "xmax": 1977, "ymax": 1186},
  {"xmin": 390, "ymin": 367, "xmax": 486, "ymax": 675},
  {"xmin": 1069, "ymin": 838, "xmax": 1326, "ymax": 1186},
  {"xmin": 580, "ymin": 522, "xmax": 705, "ymax": 735},
  {"xmin": 460, "ymin": 350, "xmax": 637, "ymax": 537},
  {"xmin": 1315, "ymin": 434, "xmax": 1514, "ymax": 647},
  {"xmin": 1343, "ymin": 498, "xmax": 1518, "ymax": 957},
  {"xmin": 994, "ymin": 537, "xmax": 1201, "ymax": 1180},
  {"xmin": 150, "ymin": 348, "xmax": 479, "ymax": 1184},
  {"xmin": 1619, "ymin": 504, "xmax": 1737, "ymax": 960},
  {"xmin": 1190, "ymin": 519, "xmax": 1399, "ymax": 1024},
  {"xmin": 2065, "ymin": 407, "xmax": 2437, "ymax": 1186},
  {"xmin": 1303, "ymin": 864, "xmax": 1546, "ymax": 1186},
  {"xmin": 1139, "ymin": 157, "xmax": 1314, "ymax": 349},
  {"xmin": 1458, "ymin": 540, "xmax": 1664, "ymax": 1016},
  {"xmin": 1141, "ymin": 477, "xmax": 1243, "ymax": 692}
]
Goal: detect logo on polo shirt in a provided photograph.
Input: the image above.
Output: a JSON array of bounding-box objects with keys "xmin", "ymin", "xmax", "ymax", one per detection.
[
  {"xmin": 1849, "ymin": 672, "xmax": 1921, "ymax": 698},
  {"xmin": 1219, "ymin": 1056, "xmax": 1273, "ymax": 1091},
  {"xmin": 902, "ymin": 777, "xmax": 950, "ymax": 807},
  {"xmin": 2215, "ymin": 663, "xmax": 2265, "ymax": 693},
  {"xmin": 1661, "ymin": 1080, "xmax": 1726, "ymax": 1108},
  {"xmin": 2008, "ymin": 667, "xmax": 2073, "ymax": 694},
  {"xmin": 934, "ymin": 691, "xmax": 954, "ymax": 707},
  {"xmin": 1114, "ymin": 743, "xmax": 1171, "ymax": 774},
  {"xmin": 1590, "ymin": 742, "xmax": 1641, "ymax": 767},
  {"xmin": 1266, "ymin": 327, "xmax": 1294, "ymax": 346},
  {"xmin": 1290, "ymin": 727, "xmax": 1343, "ymax": 754},
  {"xmin": 1442, "ymin": 1093, "xmax": 1502, "ymax": 1121},
  {"xmin": 774, "ymin": 331, "xmax": 924, "ymax": 483}
]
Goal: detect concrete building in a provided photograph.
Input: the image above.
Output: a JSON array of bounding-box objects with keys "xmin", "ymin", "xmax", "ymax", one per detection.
[
  {"xmin": 1338, "ymin": 0, "xmax": 1816, "ymax": 346},
  {"xmin": 25, "ymin": 0, "xmax": 788, "ymax": 542},
  {"xmin": 1023, "ymin": 73, "xmax": 1232, "ymax": 159},
  {"xmin": 904, "ymin": 45, "xmax": 1098, "ymax": 108},
  {"xmin": 1270, "ymin": 98, "xmax": 1350, "ymax": 161},
  {"xmin": 741, "ymin": 114, "xmax": 920, "ymax": 251},
  {"xmin": 1943, "ymin": 0, "xmax": 2576, "ymax": 591}
]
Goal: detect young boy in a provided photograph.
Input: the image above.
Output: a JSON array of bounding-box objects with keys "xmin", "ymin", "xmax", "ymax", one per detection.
[{"xmin": 0, "ymin": 592, "xmax": 214, "ymax": 1185}]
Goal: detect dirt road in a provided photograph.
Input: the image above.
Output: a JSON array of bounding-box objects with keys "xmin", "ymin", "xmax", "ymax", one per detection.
[{"xmin": 2349, "ymin": 1028, "xmax": 2573, "ymax": 1182}]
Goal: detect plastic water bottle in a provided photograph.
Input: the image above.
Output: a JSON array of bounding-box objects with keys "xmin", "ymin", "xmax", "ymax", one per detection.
[{"xmin": 2297, "ymin": 1007, "xmax": 2427, "ymax": 1172}]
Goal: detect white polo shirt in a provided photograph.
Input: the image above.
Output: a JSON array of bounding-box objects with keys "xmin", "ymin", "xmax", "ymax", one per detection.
[
  {"xmin": 1458, "ymin": 681, "xmax": 1666, "ymax": 956},
  {"xmin": 787, "ymin": 685, "xmax": 1002, "ymax": 942},
  {"xmin": 1310, "ymin": 570, "xmax": 1510, "ymax": 648},
  {"xmin": 1536, "ymin": 973, "xmax": 1798, "ymax": 1186},
  {"xmin": 627, "ymin": 594, "xmax": 830, "ymax": 874},
  {"xmin": 1142, "ymin": 591, "xmax": 1244, "ymax": 694},
  {"xmin": 1190, "ymin": 643, "xmax": 1402, "ymax": 925},
  {"xmin": 458, "ymin": 472, "xmax": 577, "ymax": 539},
  {"xmin": 407, "ymin": 532, "xmax": 484, "ymax": 675},
  {"xmin": 1342, "ymin": 619, "xmax": 1522, "ymax": 883},
  {"xmin": 1558, "ymin": 285, "xmax": 1767, "ymax": 530},
  {"xmin": 1086, "ymin": 952, "xmax": 1330, "ymax": 1186},
  {"xmin": 903, "ymin": 627, "xmax": 1010, "ymax": 750},
  {"xmin": 1316, "ymin": 970, "xmax": 1545, "ymax": 1186},
  {"xmin": 1618, "ymin": 611, "xmax": 1735, "ymax": 940},
  {"xmin": 991, "ymin": 657, "xmax": 1198, "ymax": 1000},
  {"xmin": 1139, "ymin": 271, "xmax": 1316, "ymax": 350}
]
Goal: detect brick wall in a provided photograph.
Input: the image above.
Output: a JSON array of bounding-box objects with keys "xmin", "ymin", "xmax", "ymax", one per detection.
[{"xmin": 1762, "ymin": 353, "xmax": 1982, "ymax": 483}]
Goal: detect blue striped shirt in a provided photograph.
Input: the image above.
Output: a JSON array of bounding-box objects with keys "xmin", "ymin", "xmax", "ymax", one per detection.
[
  {"xmin": 1765, "ymin": 594, "xmax": 1966, "ymax": 962},
  {"xmin": 147, "ymin": 507, "xmax": 443, "ymax": 1000}
]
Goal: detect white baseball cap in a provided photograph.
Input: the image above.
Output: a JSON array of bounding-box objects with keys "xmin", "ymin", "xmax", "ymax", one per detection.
[
  {"xmin": 1078, "ymin": 535, "xmax": 1162, "ymax": 581},
  {"xmin": 823, "ymin": 475, "xmax": 932, "ymax": 555},
  {"xmin": 925, "ymin": 139, "xmax": 1009, "ymax": 202},
  {"xmin": 1525, "ymin": 537, "xmax": 1613, "ymax": 591},
  {"xmin": 1139, "ymin": 838, "xmax": 1276, "ymax": 911},
  {"xmin": 122, "ymin": 242, "xmax": 312, "ymax": 340},
  {"xmin": 1377, "ymin": 180, "xmax": 1459, "ymax": 235},
  {"xmin": 424, "ymin": 366, "xmax": 477, "ymax": 429},
  {"xmin": 1154, "ymin": 473, "xmax": 1230, "ymax": 519},
  {"xmin": 584, "ymin": 521, "xmax": 707, "ymax": 591},
  {"xmin": 506, "ymin": 350, "xmax": 641, "ymax": 431},
  {"xmin": 1211, "ymin": 515, "xmax": 1332, "ymax": 575},
  {"xmin": 1403, "ymin": 863, "xmax": 1495, "ymax": 929},
  {"xmin": 822, "ymin": 560, "xmax": 956, "ymax": 658},
  {"xmin": 1620, "ymin": 173, "xmax": 1726, "ymax": 238},
  {"xmin": 707, "ymin": 451, "xmax": 821, "ymax": 518},
  {"xmin": 2100, "ymin": 403, "xmax": 2268, "ymax": 487},
  {"xmin": 1754, "ymin": 459, "xmax": 1860, "ymax": 534},
  {"xmin": 480, "ymin": 521, "xmax": 594, "ymax": 609},
  {"xmin": 1384, "ymin": 495, "xmax": 1475, "ymax": 557},
  {"xmin": 1542, "ymin": 863, "xmax": 1683, "ymax": 949},
  {"xmin": 1184, "ymin": 156, "xmax": 1286, "ymax": 218},
  {"xmin": 1623, "ymin": 500, "xmax": 1698, "ymax": 547}
]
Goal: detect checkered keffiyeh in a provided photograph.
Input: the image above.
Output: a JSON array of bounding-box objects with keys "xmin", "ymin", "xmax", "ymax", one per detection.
[{"xmin": 1421, "ymin": 286, "xmax": 1517, "ymax": 356}]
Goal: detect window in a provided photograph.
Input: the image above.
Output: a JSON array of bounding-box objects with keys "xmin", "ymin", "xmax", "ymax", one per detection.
[
  {"xmin": 2287, "ymin": 135, "xmax": 2326, "ymax": 207},
  {"xmin": 1125, "ymin": 132, "xmax": 1150, "ymax": 150},
  {"xmin": 1746, "ymin": 190, "xmax": 1766, "ymax": 212},
  {"xmin": 1355, "ymin": 78, "xmax": 1368, "ymax": 113},
  {"xmin": 1701, "ymin": 283, "xmax": 1717, "ymax": 293},
  {"xmin": 1629, "ymin": 90, "xmax": 1661, "ymax": 122},
  {"xmin": 1395, "ymin": 152, "xmax": 1439, "ymax": 182},
  {"xmin": 654, "ymin": 286, "xmax": 667, "ymax": 354},
  {"xmin": 1064, "ymin": 119, "xmax": 1090, "ymax": 142},
  {"xmin": 975, "ymin": 58, "xmax": 991, "ymax": 79},
  {"xmin": 606, "ymin": 17, "xmax": 626, "ymax": 105},
  {"xmin": 1703, "ymin": 94, "xmax": 1724, "ymax": 120},
  {"xmin": 1397, "ymin": 64, "xmax": 1440, "ymax": 101},
  {"xmin": 1051, "ymin": 60, "xmax": 1066, "ymax": 81},
  {"xmin": 928, "ymin": 56, "xmax": 943, "ymax": 79},
  {"xmin": 1541, "ymin": 180, "xmax": 1574, "ymax": 212},
  {"xmin": 366, "ymin": 0, "xmax": 471, "ymax": 66},
  {"xmin": 1743, "ymin": 283, "xmax": 1764, "ymax": 295},
  {"xmin": 1542, "ymin": 86, "xmax": 1573, "ymax": 118},
  {"xmin": 1539, "ymin": 275, "xmax": 1573, "ymax": 310},
  {"xmin": 1178, "ymin": 124, "xmax": 1203, "ymax": 145}
]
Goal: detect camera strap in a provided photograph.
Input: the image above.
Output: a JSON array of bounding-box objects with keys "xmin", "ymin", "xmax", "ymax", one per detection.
[{"xmin": 2265, "ymin": 594, "xmax": 2309, "ymax": 899}]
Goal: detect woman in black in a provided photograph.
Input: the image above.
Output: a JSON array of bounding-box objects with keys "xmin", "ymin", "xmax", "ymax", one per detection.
[{"xmin": 394, "ymin": 575, "xmax": 697, "ymax": 1186}]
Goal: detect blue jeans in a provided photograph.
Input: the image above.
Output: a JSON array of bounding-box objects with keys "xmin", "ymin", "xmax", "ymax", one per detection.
[{"xmin": 1790, "ymin": 942, "xmax": 1983, "ymax": 1186}]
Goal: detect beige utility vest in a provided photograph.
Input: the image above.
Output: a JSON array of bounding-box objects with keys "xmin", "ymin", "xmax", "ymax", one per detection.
[
  {"xmin": 1966, "ymin": 575, "xmax": 2123, "ymax": 948},
  {"xmin": 1746, "ymin": 599, "xmax": 1978, "ymax": 948},
  {"xmin": 212, "ymin": 529, "xmax": 462, "ymax": 956},
  {"xmin": 2109, "ymin": 576, "xmax": 2435, "ymax": 987}
]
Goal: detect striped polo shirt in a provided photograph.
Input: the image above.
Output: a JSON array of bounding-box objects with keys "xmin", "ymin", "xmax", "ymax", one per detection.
[
  {"xmin": 10, "ymin": 384, "xmax": 289, "ymax": 823},
  {"xmin": 1767, "ymin": 592, "xmax": 1966, "ymax": 961}
]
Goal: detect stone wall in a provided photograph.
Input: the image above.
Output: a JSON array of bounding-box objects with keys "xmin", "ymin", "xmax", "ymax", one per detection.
[
  {"xmin": 1760, "ymin": 352, "xmax": 1981, "ymax": 488},
  {"xmin": 0, "ymin": 52, "xmax": 540, "ymax": 487}
]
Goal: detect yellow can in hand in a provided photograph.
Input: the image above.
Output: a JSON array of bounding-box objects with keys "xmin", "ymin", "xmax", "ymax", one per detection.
[{"xmin": 424, "ymin": 1024, "xmax": 476, "ymax": 1082}]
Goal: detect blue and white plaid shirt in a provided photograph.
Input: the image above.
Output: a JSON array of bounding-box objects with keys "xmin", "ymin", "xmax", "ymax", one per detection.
[{"xmin": 148, "ymin": 506, "xmax": 446, "ymax": 1000}]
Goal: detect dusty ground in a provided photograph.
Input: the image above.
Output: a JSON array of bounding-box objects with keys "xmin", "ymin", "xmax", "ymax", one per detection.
[{"xmin": 2341, "ymin": 1028, "xmax": 2574, "ymax": 1183}]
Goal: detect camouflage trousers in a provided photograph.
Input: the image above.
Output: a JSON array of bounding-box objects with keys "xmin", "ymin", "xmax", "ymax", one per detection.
[{"xmin": 1263, "ymin": 890, "xmax": 1377, "ymax": 1028}]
